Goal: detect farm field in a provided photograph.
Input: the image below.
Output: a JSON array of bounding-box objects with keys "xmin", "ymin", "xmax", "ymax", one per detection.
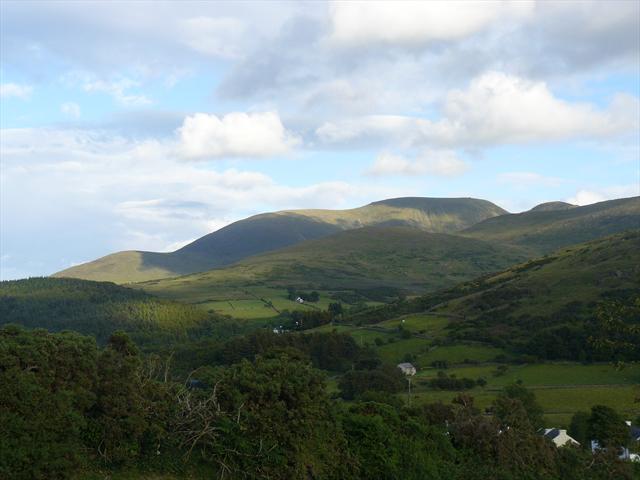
[
  {"xmin": 378, "ymin": 313, "xmax": 450, "ymax": 338},
  {"xmin": 410, "ymin": 384, "xmax": 639, "ymax": 427},
  {"xmin": 416, "ymin": 362, "xmax": 640, "ymax": 386},
  {"xmin": 408, "ymin": 363, "xmax": 640, "ymax": 426},
  {"xmin": 133, "ymin": 281, "xmax": 363, "ymax": 321}
]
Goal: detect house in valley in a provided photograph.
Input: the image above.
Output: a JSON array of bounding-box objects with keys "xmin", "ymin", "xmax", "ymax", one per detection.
[
  {"xmin": 397, "ymin": 362, "xmax": 417, "ymax": 376},
  {"xmin": 541, "ymin": 429, "xmax": 580, "ymax": 448}
]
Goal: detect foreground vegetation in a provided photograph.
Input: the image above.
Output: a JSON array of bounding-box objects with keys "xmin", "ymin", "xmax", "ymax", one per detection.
[{"xmin": 2, "ymin": 326, "xmax": 638, "ymax": 480}]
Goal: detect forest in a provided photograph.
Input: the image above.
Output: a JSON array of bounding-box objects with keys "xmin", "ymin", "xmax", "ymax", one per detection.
[{"xmin": 1, "ymin": 325, "xmax": 638, "ymax": 480}]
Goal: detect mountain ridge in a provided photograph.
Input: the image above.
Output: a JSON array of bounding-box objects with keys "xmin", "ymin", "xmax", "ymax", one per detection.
[{"xmin": 54, "ymin": 196, "xmax": 507, "ymax": 283}]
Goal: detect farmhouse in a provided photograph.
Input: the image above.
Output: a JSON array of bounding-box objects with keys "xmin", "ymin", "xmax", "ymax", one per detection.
[
  {"xmin": 541, "ymin": 428, "xmax": 580, "ymax": 447},
  {"xmin": 397, "ymin": 362, "xmax": 417, "ymax": 376}
]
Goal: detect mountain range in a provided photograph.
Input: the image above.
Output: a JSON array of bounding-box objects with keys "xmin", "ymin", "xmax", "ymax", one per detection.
[
  {"xmin": 54, "ymin": 196, "xmax": 639, "ymax": 294},
  {"xmin": 54, "ymin": 197, "xmax": 507, "ymax": 283}
]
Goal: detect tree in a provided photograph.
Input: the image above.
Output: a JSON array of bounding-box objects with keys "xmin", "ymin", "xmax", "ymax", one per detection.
[
  {"xmin": 338, "ymin": 366, "xmax": 405, "ymax": 400},
  {"xmin": 91, "ymin": 331, "xmax": 148, "ymax": 464},
  {"xmin": 588, "ymin": 405, "xmax": 628, "ymax": 449},
  {"xmin": 494, "ymin": 384, "xmax": 544, "ymax": 430},
  {"xmin": 568, "ymin": 411, "xmax": 590, "ymax": 448},
  {"xmin": 0, "ymin": 326, "xmax": 98, "ymax": 480},
  {"xmin": 179, "ymin": 353, "xmax": 345, "ymax": 479},
  {"xmin": 329, "ymin": 302, "xmax": 343, "ymax": 318}
]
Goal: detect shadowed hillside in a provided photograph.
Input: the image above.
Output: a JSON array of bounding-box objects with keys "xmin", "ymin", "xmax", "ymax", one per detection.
[
  {"xmin": 463, "ymin": 196, "xmax": 640, "ymax": 255},
  {"xmin": 54, "ymin": 197, "xmax": 507, "ymax": 283},
  {"xmin": 137, "ymin": 226, "xmax": 528, "ymax": 305}
]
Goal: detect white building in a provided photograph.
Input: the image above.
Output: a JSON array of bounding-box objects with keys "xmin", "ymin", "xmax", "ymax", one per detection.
[
  {"xmin": 397, "ymin": 362, "xmax": 416, "ymax": 376},
  {"xmin": 541, "ymin": 429, "xmax": 580, "ymax": 447}
]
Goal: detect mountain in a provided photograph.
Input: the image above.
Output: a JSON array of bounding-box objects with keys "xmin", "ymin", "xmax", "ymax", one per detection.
[
  {"xmin": 346, "ymin": 229, "xmax": 640, "ymax": 361},
  {"xmin": 54, "ymin": 197, "xmax": 507, "ymax": 283},
  {"xmin": 528, "ymin": 201, "xmax": 576, "ymax": 212},
  {"xmin": 0, "ymin": 277, "xmax": 232, "ymax": 345},
  {"xmin": 136, "ymin": 226, "xmax": 528, "ymax": 306},
  {"xmin": 463, "ymin": 196, "xmax": 640, "ymax": 255}
]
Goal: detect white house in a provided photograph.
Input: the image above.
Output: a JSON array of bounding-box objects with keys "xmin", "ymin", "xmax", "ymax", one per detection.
[
  {"xmin": 397, "ymin": 362, "xmax": 416, "ymax": 376},
  {"xmin": 541, "ymin": 429, "xmax": 580, "ymax": 447}
]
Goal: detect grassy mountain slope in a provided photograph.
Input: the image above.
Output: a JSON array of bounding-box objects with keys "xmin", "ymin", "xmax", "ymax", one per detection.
[
  {"xmin": 463, "ymin": 196, "xmax": 639, "ymax": 255},
  {"xmin": 0, "ymin": 277, "xmax": 233, "ymax": 345},
  {"xmin": 137, "ymin": 226, "xmax": 528, "ymax": 308},
  {"xmin": 54, "ymin": 197, "xmax": 507, "ymax": 283},
  {"xmin": 347, "ymin": 230, "xmax": 640, "ymax": 359}
]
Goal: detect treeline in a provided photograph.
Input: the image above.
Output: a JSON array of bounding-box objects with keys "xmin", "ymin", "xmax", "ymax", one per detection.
[
  {"xmin": 2, "ymin": 325, "xmax": 638, "ymax": 480},
  {"xmin": 0, "ymin": 277, "xmax": 236, "ymax": 346}
]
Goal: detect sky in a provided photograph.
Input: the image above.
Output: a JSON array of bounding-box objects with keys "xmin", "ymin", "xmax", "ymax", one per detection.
[{"xmin": 1, "ymin": 0, "xmax": 639, "ymax": 280}]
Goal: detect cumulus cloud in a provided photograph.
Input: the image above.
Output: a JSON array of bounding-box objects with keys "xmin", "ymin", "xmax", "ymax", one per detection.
[
  {"xmin": 329, "ymin": 0, "xmax": 532, "ymax": 47},
  {"xmin": 176, "ymin": 111, "xmax": 301, "ymax": 159},
  {"xmin": 317, "ymin": 72, "xmax": 639, "ymax": 148},
  {"xmin": 567, "ymin": 185, "xmax": 639, "ymax": 206},
  {"xmin": 368, "ymin": 150, "xmax": 468, "ymax": 177},
  {"xmin": 60, "ymin": 102, "xmax": 81, "ymax": 118},
  {"xmin": 0, "ymin": 83, "xmax": 32, "ymax": 99}
]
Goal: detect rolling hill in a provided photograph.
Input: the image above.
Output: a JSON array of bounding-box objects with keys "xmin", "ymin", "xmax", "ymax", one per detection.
[
  {"xmin": 463, "ymin": 196, "xmax": 640, "ymax": 255},
  {"xmin": 54, "ymin": 197, "xmax": 507, "ymax": 283},
  {"xmin": 347, "ymin": 229, "xmax": 640, "ymax": 360},
  {"xmin": 135, "ymin": 226, "xmax": 528, "ymax": 311},
  {"xmin": 0, "ymin": 277, "xmax": 235, "ymax": 345}
]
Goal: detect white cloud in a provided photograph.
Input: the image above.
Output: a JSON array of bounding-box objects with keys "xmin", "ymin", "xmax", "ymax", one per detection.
[
  {"xmin": 329, "ymin": 1, "xmax": 533, "ymax": 47},
  {"xmin": 317, "ymin": 72, "xmax": 639, "ymax": 148},
  {"xmin": 1, "ymin": 126, "xmax": 397, "ymax": 276},
  {"xmin": 178, "ymin": 16, "xmax": 246, "ymax": 58},
  {"xmin": 498, "ymin": 172, "xmax": 563, "ymax": 187},
  {"xmin": 368, "ymin": 150, "xmax": 468, "ymax": 177},
  {"xmin": 567, "ymin": 185, "xmax": 639, "ymax": 206},
  {"xmin": 60, "ymin": 102, "xmax": 81, "ymax": 118},
  {"xmin": 177, "ymin": 111, "xmax": 301, "ymax": 159},
  {"xmin": 83, "ymin": 77, "xmax": 152, "ymax": 106},
  {"xmin": 440, "ymin": 72, "xmax": 637, "ymax": 145},
  {"xmin": 0, "ymin": 82, "xmax": 32, "ymax": 99}
]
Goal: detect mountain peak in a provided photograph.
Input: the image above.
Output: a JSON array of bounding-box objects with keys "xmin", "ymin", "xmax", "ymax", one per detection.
[{"xmin": 529, "ymin": 201, "xmax": 577, "ymax": 212}]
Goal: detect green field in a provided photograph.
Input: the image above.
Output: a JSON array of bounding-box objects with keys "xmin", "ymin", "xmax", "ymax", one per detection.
[
  {"xmin": 409, "ymin": 385, "xmax": 638, "ymax": 426},
  {"xmin": 407, "ymin": 363, "xmax": 640, "ymax": 426},
  {"xmin": 416, "ymin": 363, "xmax": 640, "ymax": 386},
  {"xmin": 378, "ymin": 313, "xmax": 450, "ymax": 338}
]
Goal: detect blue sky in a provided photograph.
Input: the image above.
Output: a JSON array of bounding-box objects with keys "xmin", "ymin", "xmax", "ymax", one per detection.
[{"xmin": 1, "ymin": 0, "xmax": 639, "ymax": 279}]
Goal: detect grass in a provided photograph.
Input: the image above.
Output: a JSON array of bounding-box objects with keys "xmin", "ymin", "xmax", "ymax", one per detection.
[
  {"xmin": 409, "ymin": 385, "xmax": 639, "ymax": 427},
  {"xmin": 416, "ymin": 345, "xmax": 505, "ymax": 366},
  {"xmin": 378, "ymin": 313, "xmax": 450, "ymax": 338},
  {"xmin": 408, "ymin": 362, "xmax": 640, "ymax": 427},
  {"xmin": 416, "ymin": 363, "xmax": 640, "ymax": 386}
]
